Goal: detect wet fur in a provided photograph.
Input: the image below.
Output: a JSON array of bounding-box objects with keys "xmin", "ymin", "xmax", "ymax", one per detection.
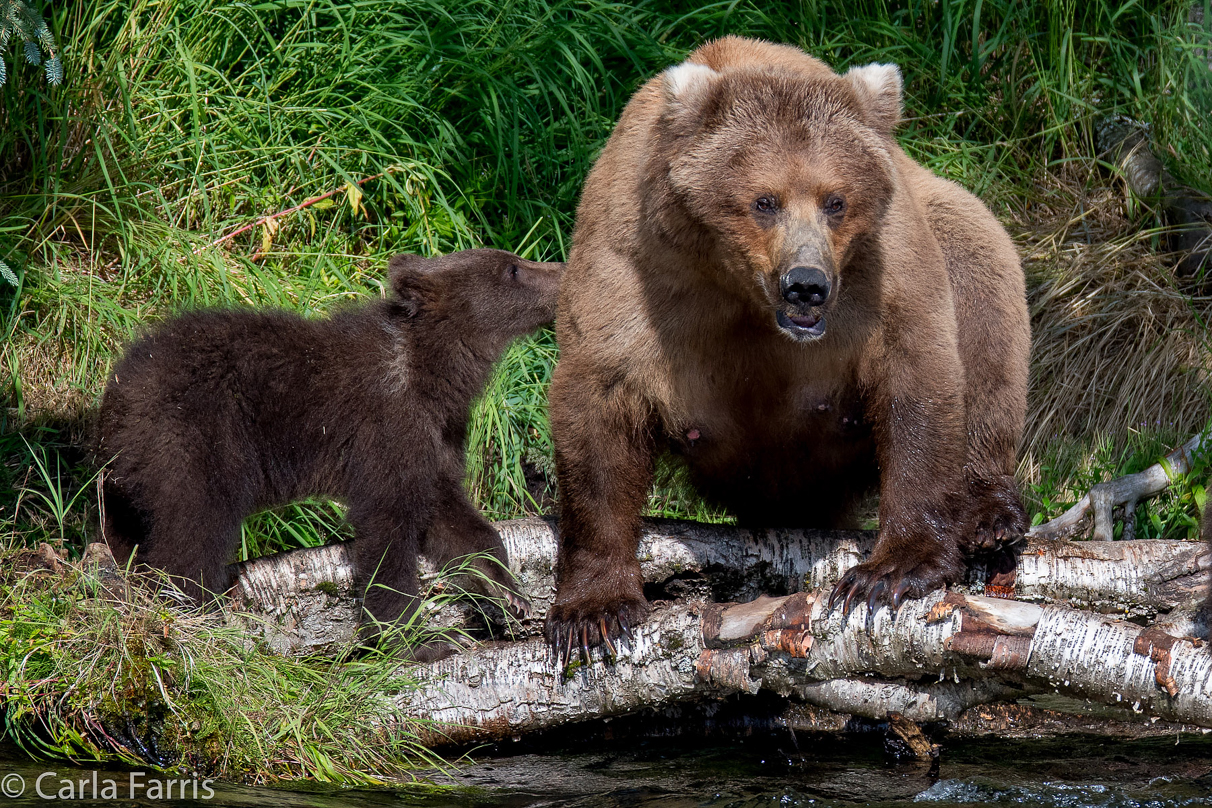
[{"xmin": 96, "ymin": 249, "xmax": 562, "ymax": 646}]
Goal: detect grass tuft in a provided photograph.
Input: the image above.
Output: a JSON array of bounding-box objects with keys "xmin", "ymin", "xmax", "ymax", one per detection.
[{"xmin": 0, "ymin": 543, "xmax": 479, "ymax": 783}]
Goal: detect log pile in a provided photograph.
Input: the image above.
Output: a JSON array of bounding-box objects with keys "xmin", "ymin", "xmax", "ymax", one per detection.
[{"xmin": 229, "ymin": 518, "xmax": 1212, "ymax": 745}]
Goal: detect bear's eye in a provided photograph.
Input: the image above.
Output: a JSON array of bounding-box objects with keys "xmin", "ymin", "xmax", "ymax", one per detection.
[
  {"xmin": 507, "ymin": 264, "xmax": 519, "ymax": 279},
  {"xmin": 824, "ymin": 195, "xmax": 846, "ymax": 217},
  {"xmin": 753, "ymin": 196, "xmax": 778, "ymax": 214}
]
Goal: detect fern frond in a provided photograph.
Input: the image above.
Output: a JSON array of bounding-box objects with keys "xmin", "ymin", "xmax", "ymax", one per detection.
[{"xmin": 0, "ymin": 259, "xmax": 18, "ymax": 288}]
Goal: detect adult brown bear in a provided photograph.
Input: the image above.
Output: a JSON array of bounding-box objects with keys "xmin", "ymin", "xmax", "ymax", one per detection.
[
  {"xmin": 97, "ymin": 249, "xmax": 562, "ymax": 647},
  {"xmin": 545, "ymin": 37, "xmax": 1030, "ymax": 656}
]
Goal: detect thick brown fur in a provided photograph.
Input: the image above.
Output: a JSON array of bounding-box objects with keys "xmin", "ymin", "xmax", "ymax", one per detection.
[
  {"xmin": 96, "ymin": 249, "xmax": 562, "ymax": 645},
  {"xmin": 545, "ymin": 36, "xmax": 1030, "ymax": 654}
]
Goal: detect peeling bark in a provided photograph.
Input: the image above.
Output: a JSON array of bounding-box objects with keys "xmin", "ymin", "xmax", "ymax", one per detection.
[
  {"xmin": 226, "ymin": 517, "xmax": 1212, "ymax": 744},
  {"xmin": 398, "ymin": 590, "xmax": 1212, "ymax": 745},
  {"xmin": 231, "ymin": 517, "xmax": 1209, "ymax": 653}
]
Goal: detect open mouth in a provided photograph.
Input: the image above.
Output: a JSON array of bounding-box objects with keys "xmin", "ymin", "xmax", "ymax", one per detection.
[{"xmin": 776, "ymin": 310, "xmax": 826, "ymax": 339}]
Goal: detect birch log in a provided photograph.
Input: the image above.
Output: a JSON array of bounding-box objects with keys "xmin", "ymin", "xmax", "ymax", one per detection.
[
  {"xmin": 231, "ymin": 517, "xmax": 1210, "ymax": 653},
  {"xmin": 222, "ymin": 518, "xmax": 1212, "ymax": 743},
  {"xmin": 399, "ymin": 590, "xmax": 1212, "ymax": 746}
]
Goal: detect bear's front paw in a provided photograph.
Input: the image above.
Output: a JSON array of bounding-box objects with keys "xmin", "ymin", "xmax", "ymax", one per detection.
[
  {"xmin": 464, "ymin": 560, "xmax": 533, "ymax": 621},
  {"xmin": 967, "ymin": 475, "xmax": 1028, "ymax": 553},
  {"xmin": 544, "ymin": 588, "xmax": 650, "ymax": 667},
  {"xmin": 828, "ymin": 542, "xmax": 964, "ymax": 617}
]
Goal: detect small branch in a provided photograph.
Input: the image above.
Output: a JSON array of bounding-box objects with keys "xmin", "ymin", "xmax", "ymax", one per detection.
[
  {"xmin": 193, "ymin": 170, "xmax": 394, "ymax": 255},
  {"xmin": 1029, "ymin": 431, "xmax": 1209, "ymax": 541}
]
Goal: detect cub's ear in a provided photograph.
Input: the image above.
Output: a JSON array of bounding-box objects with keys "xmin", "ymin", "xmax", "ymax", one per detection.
[
  {"xmin": 844, "ymin": 62, "xmax": 902, "ymax": 136},
  {"xmin": 387, "ymin": 253, "xmax": 432, "ymax": 316},
  {"xmin": 663, "ymin": 60, "xmax": 722, "ymax": 119}
]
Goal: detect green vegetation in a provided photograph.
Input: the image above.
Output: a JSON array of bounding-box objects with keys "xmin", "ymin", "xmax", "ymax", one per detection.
[
  {"xmin": 2, "ymin": 0, "xmax": 1212, "ymax": 777},
  {"xmin": 0, "ymin": 544, "xmax": 458, "ymax": 783}
]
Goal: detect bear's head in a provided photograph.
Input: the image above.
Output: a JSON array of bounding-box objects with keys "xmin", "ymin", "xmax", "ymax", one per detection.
[
  {"xmin": 655, "ymin": 54, "xmax": 901, "ymax": 343},
  {"xmin": 387, "ymin": 249, "xmax": 564, "ymax": 337}
]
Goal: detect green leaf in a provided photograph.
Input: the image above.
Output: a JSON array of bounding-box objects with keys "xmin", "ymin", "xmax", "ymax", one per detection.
[{"xmin": 23, "ymin": 40, "xmax": 39, "ymax": 66}]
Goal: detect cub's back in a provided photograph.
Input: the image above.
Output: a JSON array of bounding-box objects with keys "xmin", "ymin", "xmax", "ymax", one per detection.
[{"xmin": 98, "ymin": 306, "xmax": 394, "ymax": 466}]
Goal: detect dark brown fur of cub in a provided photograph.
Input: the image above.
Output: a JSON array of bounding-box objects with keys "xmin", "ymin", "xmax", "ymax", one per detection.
[
  {"xmin": 545, "ymin": 36, "xmax": 1030, "ymax": 651},
  {"xmin": 97, "ymin": 249, "xmax": 562, "ymax": 643}
]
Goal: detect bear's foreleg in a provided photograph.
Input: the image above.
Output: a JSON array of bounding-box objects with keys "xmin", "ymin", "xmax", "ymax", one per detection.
[
  {"xmin": 545, "ymin": 363, "xmax": 656, "ymax": 660},
  {"xmin": 348, "ymin": 495, "xmax": 427, "ymax": 645},
  {"xmin": 955, "ymin": 326, "xmax": 1029, "ymax": 553},
  {"xmin": 831, "ymin": 320, "xmax": 970, "ymax": 613},
  {"xmin": 422, "ymin": 480, "xmax": 531, "ymax": 618}
]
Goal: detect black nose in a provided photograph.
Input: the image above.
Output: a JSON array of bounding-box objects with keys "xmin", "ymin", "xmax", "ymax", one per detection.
[{"xmin": 781, "ymin": 266, "xmax": 830, "ymax": 307}]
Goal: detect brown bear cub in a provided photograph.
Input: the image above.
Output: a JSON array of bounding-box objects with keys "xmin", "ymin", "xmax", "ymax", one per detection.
[
  {"xmin": 546, "ymin": 36, "xmax": 1030, "ymax": 656},
  {"xmin": 97, "ymin": 249, "xmax": 562, "ymax": 645}
]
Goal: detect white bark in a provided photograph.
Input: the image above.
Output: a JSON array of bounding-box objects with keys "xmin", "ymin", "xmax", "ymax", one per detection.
[
  {"xmin": 231, "ymin": 517, "xmax": 1209, "ymax": 653},
  {"xmin": 983, "ymin": 537, "xmax": 1210, "ymax": 618},
  {"xmin": 398, "ymin": 589, "xmax": 1212, "ymax": 744},
  {"xmin": 221, "ymin": 518, "xmax": 1212, "ymax": 744}
]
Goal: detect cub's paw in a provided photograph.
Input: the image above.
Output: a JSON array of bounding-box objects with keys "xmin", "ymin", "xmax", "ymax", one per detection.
[
  {"xmin": 829, "ymin": 543, "xmax": 964, "ymax": 617},
  {"xmin": 966, "ymin": 475, "xmax": 1028, "ymax": 553},
  {"xmin": 464, "ymin": 560, "xmax": 533, "ymax": 621},
  {"xmin": 544, "ymin": 589, "xmax": 650, "ymax": 667},
  {"xmin": 467, "ymin": 569, "xmax": 535, "ymax": 620}
]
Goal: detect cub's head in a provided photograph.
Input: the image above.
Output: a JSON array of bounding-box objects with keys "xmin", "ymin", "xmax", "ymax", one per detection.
[
  {"xmin": 658, "ymin": 54, "xmax": 901, "ymax": 343},
  {"xmin": 387, "ymin": 248, "xmax": 564, "ymax": 338}
]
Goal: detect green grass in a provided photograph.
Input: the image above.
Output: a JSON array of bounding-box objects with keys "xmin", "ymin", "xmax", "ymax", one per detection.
[
  {"xmin": 0, "ymin": 543, "xmax": 464, "ymax": 783},
  {"xmin": 3, "ymin": 0, "xmax": 1212, "ymax": 774}
]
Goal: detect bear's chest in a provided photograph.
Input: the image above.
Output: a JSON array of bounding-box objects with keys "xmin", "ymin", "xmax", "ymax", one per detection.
[{"xmin": 663, "ymin": 373, "xmax": 870, "ymax": 461}]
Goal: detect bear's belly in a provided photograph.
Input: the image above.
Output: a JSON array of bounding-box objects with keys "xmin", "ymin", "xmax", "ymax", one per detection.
[{"xmin": 665, "ymin": 387, "xmax": 877, "ymax": 528}]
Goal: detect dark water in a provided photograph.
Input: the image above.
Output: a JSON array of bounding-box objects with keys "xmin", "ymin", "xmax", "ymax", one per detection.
[{"xmin": 3, "ymin": 732, "xmax": 1212, "ymax": 807}]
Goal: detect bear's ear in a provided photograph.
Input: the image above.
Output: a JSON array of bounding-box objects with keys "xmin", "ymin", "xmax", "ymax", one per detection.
[
  {"xmin": 387, "ymin": 253, "xmax": 433, "ymax": 316},
  {"xmin": 844, "ymin": 62, "xmax": 902, "ymax": 136},
  {"xmin": 663, "ymin": 61, "xmax": 721, "ymax": 118}
]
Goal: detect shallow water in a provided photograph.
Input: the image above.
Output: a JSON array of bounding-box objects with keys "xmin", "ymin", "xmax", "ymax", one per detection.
[{"xmin": 2, "ymin": 732, "xmax": 1211, "ymax": 807}]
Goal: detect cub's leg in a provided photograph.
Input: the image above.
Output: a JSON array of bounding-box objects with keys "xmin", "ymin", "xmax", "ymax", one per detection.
[
  {"xmin": 422, "ymin": 480, "xmax": 531, "ymax": 618},
  {"xmin": 100, "ymin": 475, "xmax": 147, "ymax": 569},
  {"xmin": 545, "ymin": 354, "xmax": 656, "ymax": 657},
  {"xmin": 348, "ymin": 496, "xmax": 425, "ymax": 637},
  {"xmin": 139, "ymin": 483, "xmax": 246, "ymax": 603}
]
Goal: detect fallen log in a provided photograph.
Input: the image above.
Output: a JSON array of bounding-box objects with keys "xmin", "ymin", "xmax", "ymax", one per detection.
[
  {"xmin": 227, "ymin": 518, "xmax": 1212, "ymax": 743},
  {"xmin": 231, "ymin": 517, "xmax": 1210, "ymax": 654},
  {"xmin": 398, "ymin": 590, "xmax": 1212, "ymax": 746},
  {"xmin": 1095, "ymin": 115, "xmax": 1212, "ymax": 277}
]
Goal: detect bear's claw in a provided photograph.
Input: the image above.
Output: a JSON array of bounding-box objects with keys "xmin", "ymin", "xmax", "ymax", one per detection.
[
  {"xmin": 545, "ymin": 596, "xmax": 650, "ymax": 667},
  {"xmin": 966, "ymin": 475, "xmax": 1028, "ymax": 553},
  {"xmin": 828, "ymin": 544, "xmax": 963, "ymax": 619}
]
